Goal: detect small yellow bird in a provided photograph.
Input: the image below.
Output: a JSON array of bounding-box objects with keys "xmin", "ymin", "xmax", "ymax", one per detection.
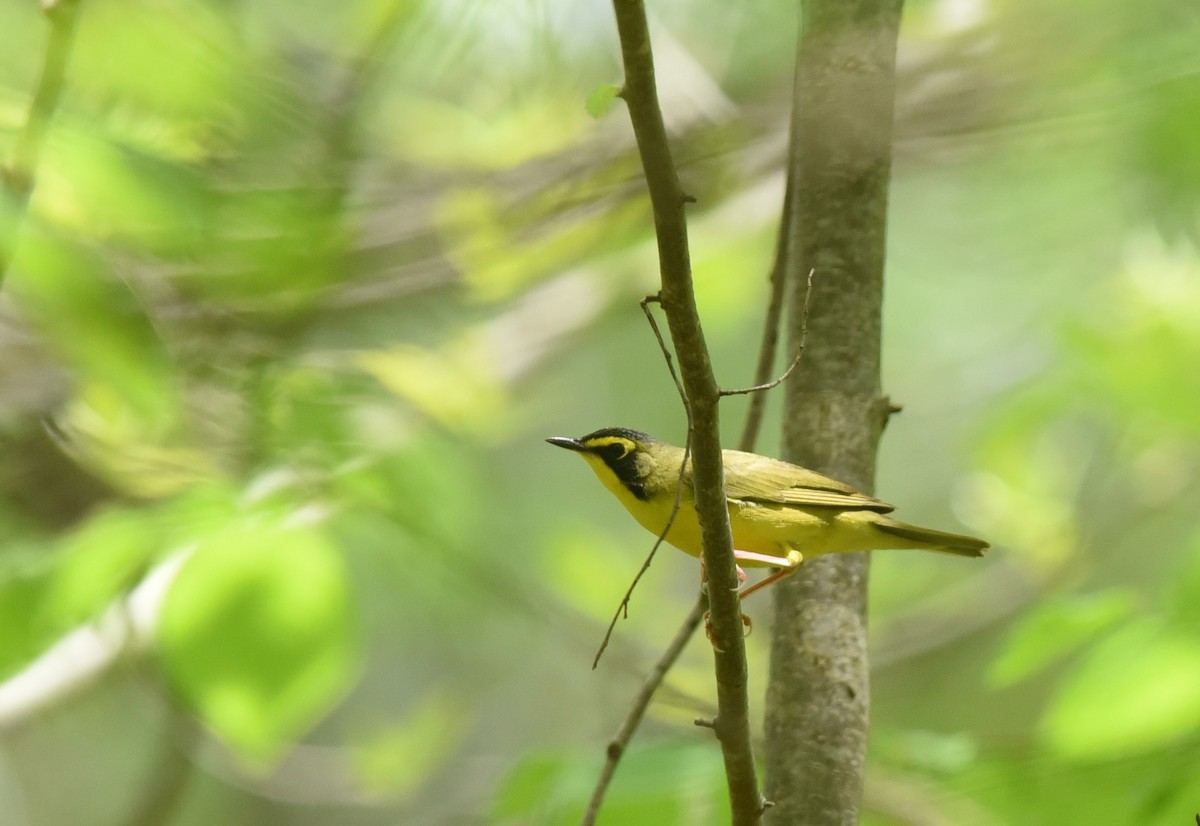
[{"xmin": 548, "ymin": 428, "xmax": 988, "ymax": 597}]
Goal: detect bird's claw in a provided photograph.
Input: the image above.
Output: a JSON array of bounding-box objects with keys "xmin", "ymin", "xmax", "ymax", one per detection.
[{"xmin": 703, "ymin": 610, "xmax": 753, "ymax": 650}]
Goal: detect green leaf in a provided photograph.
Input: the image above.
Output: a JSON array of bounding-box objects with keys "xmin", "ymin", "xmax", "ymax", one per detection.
[
  {"xmin": 11, "ymin": 230, "xmax": 176, "ymax": 427},
  {"xmin": 873, "ymin": 729, "xmax": 978, "ymax": 774},
  {"xmin": 988, "ymin": 589, "xmax": 1136, "ymax": 687},
  {"xmin": 37, "ymin": 128, "xmax": 214, "ymax": 253},
  {"xmin": 491, "ymin": 740, "xmax": 726, "ymax": 824},
  {"xmin": 490, "ymin": 752, "xmax": 574, "ymax": 823},
  {"xmin": 1041, "ymin": 618, "xmax": 1200, "ymax": 760},
  {"xmin": 357, "ymin": 342, "xmax": 506, "ymax": 436},
  {"xmin": 0, "ymin": 555, "xmax": 58, "ymax": 681},
  {"xmin": 158, "ymin": 520, "xmax": 357, "ymax": 763},
  {"xmin": 387, "ymin": 92, "xmax": 589, "ymax": 168},
  {"xmin": 43, "ymin": 508, "xmax": 164, "ymax": 628},
  {"xmin": 585, "ymin": 83, "xmax": 621, "ymax": 119},
  {"xmin": 1134, "ymin": 74, "xmax": 1200, "ymax": 240},
  {"xmin": 1163, "ymin": 534, "xmax": 1200, "ymax": 626},
  {"xmin": 351, "ymin": 694, "xmax": 468, "ymax": 798},
  {"xmin": 72, "ymin": 0, "xmax": 238, "ymax": 120},
  {"xmin": 50, "ymin": 383, "xmax": 217, "ymax": 498}
]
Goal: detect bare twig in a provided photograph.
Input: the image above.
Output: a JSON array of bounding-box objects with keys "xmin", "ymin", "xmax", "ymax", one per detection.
[
  {"xmin": 721, "ymin": 269, "xmax": 814, "ymax": 399},
  {"xmin": 0, "ymin": 0, "xmax": 82, "ymax": 287},
  {"xmin": 606, "ymin": 1, "xmax": 763, "ymax": 823},
  {"xmin": 639, "ymin": 294, "xmax": 690, "ymax": 412},
  {"xmin": 581, "ymin": 595, "xmax": 706, "ymax": 826}
]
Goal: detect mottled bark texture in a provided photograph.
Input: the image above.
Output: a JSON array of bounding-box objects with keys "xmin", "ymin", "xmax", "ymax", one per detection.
[{"xmin": 764, "ymin": 1, "xmax": 904, "ymax": 824}]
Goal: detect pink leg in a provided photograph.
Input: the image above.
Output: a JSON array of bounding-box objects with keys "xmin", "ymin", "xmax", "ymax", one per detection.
[
  {"xmin": 699, "ymin": 555, "xmax": 749, "ymax": 589},
  {"xmin": 736, "ymin": 549, "xmax": 804, "ymax": 599}
]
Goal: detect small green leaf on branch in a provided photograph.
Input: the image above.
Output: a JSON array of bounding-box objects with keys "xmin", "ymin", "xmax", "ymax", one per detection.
[{"xmin": 585, "ymin": 84, "xmax": 621, "ymax": 119}]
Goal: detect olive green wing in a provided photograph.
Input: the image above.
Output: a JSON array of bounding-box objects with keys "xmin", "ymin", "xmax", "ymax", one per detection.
[{"xmin": 721, "ymin": 449, "xmax": 895, "ymax": 513}]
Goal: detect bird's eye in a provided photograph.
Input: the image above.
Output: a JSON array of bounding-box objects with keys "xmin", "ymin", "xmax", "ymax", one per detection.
[{"xmin": 604, "ymin": 441, "xmax": 630, "ymax": 460}]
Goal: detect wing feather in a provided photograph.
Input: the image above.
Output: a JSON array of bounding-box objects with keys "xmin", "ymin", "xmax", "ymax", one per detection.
[{"xmin": 721, "ymin": 449, "xmax": 894, "ymax": 513}]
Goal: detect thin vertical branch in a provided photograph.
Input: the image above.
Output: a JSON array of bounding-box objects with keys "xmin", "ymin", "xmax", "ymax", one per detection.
[
  {"xmin": 608, "ymin": 1, "xmax": 763, "ymax": 823},
  {"xmin": 737, "ymin": 187, "xmax": 792, "ymax": 452},
  {"xmin": 0, "ymin": 0, "xmax": 82, "ymax": 287}
]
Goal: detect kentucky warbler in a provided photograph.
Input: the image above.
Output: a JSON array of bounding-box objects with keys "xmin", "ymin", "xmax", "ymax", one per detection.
[{"xmin": 547, "ymin": 427, "xmax": 988, "ymax": 598}]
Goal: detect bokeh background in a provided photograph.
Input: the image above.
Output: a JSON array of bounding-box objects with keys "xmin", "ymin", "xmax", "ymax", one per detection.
[{"xmin": 1, "ymin": 0, "xmax": 1199, "ymax": 824}]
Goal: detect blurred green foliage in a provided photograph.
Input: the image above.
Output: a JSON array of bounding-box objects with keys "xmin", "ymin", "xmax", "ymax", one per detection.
[
  {"xmin": 158, "ymin": 516, "xmax": 356, "ymax": 764},
  {"xmin": 1, "ymin": 0, "xmax": 1199, "ymax": 824}
]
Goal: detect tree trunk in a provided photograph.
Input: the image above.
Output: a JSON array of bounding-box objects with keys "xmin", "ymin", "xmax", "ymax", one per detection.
[{"xmin": 763, "ymin": 1, "xmax": 904, "ymax": 823}]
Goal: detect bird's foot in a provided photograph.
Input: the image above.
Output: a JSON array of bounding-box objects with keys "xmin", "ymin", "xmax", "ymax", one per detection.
[{"xmin": 703, "ymin": 610, "xmax": 753, "ymax": 650}]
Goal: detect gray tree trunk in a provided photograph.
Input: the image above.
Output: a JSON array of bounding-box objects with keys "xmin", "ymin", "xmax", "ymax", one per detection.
[{"xmin": 764, "ymin": 1, "xmax": 905, "ymax": 823}]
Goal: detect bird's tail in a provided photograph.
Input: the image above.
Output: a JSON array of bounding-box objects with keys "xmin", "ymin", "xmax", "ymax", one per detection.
[{"xmin": 873, "ymin": 518, "xmax": 989, "ymax": 557}]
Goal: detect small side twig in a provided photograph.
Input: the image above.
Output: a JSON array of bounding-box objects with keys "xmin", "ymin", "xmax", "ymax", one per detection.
[
  {"xmin": 720, "ymin": 268, "xmax": 814, "ymax": 398},
  {"xmin": 640, "ymin": 294, "xmax": 689, "ymax": 413}
]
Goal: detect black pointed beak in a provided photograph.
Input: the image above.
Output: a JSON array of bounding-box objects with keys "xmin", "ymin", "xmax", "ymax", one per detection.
[{"xmin": 546, "ymin": 436, "xmax": 587, "ymax": 452}]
